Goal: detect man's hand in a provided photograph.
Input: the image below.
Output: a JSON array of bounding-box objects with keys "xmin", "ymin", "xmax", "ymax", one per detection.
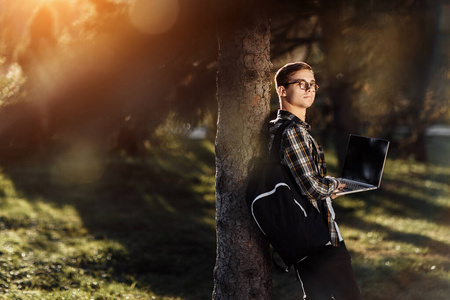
[{"xmin": 331, "ymin": 181, "xmax": 346, "ymax": 200}]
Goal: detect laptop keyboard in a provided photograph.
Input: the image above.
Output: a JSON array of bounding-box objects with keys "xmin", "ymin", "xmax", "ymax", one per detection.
[{"xmin": 340, "ymin": 180, "xmax": 369, "ymax": 191}]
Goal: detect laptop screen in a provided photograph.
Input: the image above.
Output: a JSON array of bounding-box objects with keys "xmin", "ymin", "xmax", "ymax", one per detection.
[{"xmin": 341, "ymin": 135, "xmax": 390, "ymax": 186}]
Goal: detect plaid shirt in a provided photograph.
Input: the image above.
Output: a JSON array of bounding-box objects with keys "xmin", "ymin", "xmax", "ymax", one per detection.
[{"xmin": 269, "ymin": 110, "xmax": 341, "ymax": 246}]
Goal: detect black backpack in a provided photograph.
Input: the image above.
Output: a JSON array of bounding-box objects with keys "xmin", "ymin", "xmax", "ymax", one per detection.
[{"xmin": 246, "ymin": 121, "xmax": 331, "ymax": 269}]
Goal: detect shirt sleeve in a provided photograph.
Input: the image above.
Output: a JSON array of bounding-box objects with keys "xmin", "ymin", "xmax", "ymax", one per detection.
[{"xmin": 282, "ymin": 125, "xmax": 338, "ymax": 201}]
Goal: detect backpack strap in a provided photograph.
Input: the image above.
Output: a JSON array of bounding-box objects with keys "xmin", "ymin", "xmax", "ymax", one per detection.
[
  {"xmin": 269, "ymin": 121, "xmax": 291, "ymax": 164},
  {"xmin": 272, "ymin": 249, "xmax": 290, "ymax": 273},
  {"xmin": 268, "ymin": 120, "xmax": 291, "ymax": 274}
]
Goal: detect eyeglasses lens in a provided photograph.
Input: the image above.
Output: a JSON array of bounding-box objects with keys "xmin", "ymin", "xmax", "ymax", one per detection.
[{"xmin": 299, "ymin": 81, "xmax": 318, "ymax": 92}]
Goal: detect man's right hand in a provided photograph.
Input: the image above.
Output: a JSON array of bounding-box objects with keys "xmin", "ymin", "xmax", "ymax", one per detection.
[{"xmin": 331, "ymin": 181, "xmax": 346, "ymax": 200}]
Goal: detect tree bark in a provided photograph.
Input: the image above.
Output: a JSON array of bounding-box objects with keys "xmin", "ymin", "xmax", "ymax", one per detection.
[{"xmin": 212, "ymin": 0, "xmax": 272, "ymax": 299}]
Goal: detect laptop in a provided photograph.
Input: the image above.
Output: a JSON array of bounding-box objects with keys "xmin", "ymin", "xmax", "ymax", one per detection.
[{"xmin": 335, "ymin": 135, "xmax": 390, "ymax": 196}]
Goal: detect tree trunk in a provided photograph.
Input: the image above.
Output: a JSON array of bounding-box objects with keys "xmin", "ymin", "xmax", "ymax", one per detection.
[
  {"xmin": 404, "ymin": 1, "xmax": 440, "ymax": 162},
  {"xmin": 320, "ymin": 0, "xmax": 360, "ymax": 167},
  {"xmin": 212, "ymin": 0, "xmax": 272, "ymax": 299}
]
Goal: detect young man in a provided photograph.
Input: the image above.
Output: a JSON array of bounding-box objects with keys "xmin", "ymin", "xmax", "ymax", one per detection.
[{"xmin": 270, "ymin": 62, "xmax": 361, "ymax": 299}]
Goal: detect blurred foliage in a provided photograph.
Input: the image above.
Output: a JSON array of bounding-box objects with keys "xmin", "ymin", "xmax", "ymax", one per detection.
[
  {"xmin": 0, "ymin": 0, "xmax": 218, "ymax": 161},
  {"xmin": 0, "ymin": 0, "xmax": 448, "ymax": 162},
  {"xmin": 271, "ymin": 0, "xmax": 449, "ymax": 162}
]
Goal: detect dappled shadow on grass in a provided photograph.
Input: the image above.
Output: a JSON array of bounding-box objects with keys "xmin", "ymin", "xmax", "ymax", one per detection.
[
  {"xmin": 332, "ymin": 161, "xmax": 450, "ymax": 299},
  {"xmin": 84, "ymin": 157, "xmax": 217, "ymax": 298},
  {"xmin": 340, "ymin": 211, "xmax": 450, "ymax": 256},
  {"xmin": 381, "ymin": 181, "xmax": 450, "ymax": 225},
  {"xmin": 352, "ymin": 260, "xmax": 450, "ymax": 300},
  {"xmin": 338, "ymin": 187, "xmax": 448, "ymax": 232},
  {"xmin": 0, "ymin": 139, "xmax": 217, "ymax": 299},
  {"xmin": 333, "ymin": 181, "xmax": 450, "ymax": 257},
  {"xmin": 335, "ymin": 159, "xmax": 450, "ymax": 231}
]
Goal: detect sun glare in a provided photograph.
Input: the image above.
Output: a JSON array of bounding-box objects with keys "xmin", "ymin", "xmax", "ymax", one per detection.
[
  {"xmin": 128, "ymin": 0, "xmax": 180, "ymax": 35},
  {"xmin": 33, "ymin": 0, "xmax": 78, "ymax": 4}
]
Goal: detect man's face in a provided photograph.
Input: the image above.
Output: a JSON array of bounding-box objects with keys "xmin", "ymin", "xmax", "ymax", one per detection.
[{"xmin": 283, "ymin": 69, "xmax": 317, "ymax": 110}]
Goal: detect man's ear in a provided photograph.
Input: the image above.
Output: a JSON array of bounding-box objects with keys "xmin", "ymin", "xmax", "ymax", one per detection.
[{"xmin": 277, "ymin": 86, "xmax": 286, "ymax": 97}]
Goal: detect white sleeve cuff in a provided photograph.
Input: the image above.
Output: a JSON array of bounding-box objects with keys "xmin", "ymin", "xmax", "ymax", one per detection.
[{"xmin": 326, "ymin": 176, "xmax": 338, "ymax": 191}]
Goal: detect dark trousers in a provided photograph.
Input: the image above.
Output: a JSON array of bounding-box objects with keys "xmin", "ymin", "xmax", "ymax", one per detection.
[{"xmin": 295, "ymin": 242, "xmax": 362, "ymax": 300}]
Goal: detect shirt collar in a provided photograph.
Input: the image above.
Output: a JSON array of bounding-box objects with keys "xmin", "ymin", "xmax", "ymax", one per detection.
[{"xmin": 275, "ymin": 109, "xmax": 311, "ymax": 131}]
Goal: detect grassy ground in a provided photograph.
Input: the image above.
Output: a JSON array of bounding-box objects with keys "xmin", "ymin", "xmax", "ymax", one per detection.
[
  {"xmin": 0, "ymin": 138, "xmax": 217, "ymax": 300},
  {"xmin": 0, "ymin": 137, "xmax": 449, "ymax": 299}
]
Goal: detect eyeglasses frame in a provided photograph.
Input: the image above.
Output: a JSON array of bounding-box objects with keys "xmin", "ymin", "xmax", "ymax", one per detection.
[{"xmin": 284, "ymin": 80, "xmax": 319, "ymax": 92}]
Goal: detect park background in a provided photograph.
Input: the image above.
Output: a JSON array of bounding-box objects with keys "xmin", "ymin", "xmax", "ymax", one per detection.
[{"xmin": 0, "ymin": 0, "xmax": 449, "ymax": 299}]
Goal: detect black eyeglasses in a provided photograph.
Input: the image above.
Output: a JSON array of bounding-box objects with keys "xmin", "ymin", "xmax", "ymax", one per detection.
[{"xmin": 284, "ymin": 80, "xmax": 319, "ymax": 92}]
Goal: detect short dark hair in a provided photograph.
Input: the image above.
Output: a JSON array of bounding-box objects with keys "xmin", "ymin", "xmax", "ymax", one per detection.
[{"xmin": 274, "ymin": 62, "xmax": 314, "ymax": 89}]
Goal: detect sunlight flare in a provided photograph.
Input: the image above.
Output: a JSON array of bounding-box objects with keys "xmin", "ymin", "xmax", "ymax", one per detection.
[
  {"xmin": 52, "ymin": 141, "xmax": 105, "ymax": 185},
  {"xmin": 128, "ymin": 0, "xmax": 179, "ymax": 35}
]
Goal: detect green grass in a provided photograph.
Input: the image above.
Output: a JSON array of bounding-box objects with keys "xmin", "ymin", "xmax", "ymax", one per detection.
[
  {"xmin": 0, "ymin": 138, "xmax": 217, "ymax": 299},
  {"xmin": 0, "ymin": 137, "xmax": 449, "ymax": 299}
]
